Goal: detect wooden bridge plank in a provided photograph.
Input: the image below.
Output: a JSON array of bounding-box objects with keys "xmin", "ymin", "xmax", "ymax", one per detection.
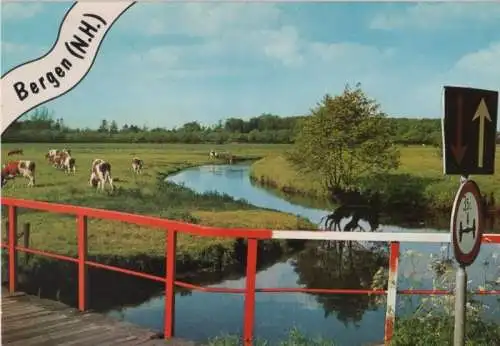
[
  {"xmin": 1, "ymin": 297, "xmax": 22, "ymax": 305},
  {"xmin": 2, "ymin": 305, "xmax": 47, "ymax": 318},
  {"xmin": 4, "ymin": 316, "xmax": 89, "ymax": 340},
  {"xmin": 35, "ymin": 325, "xmax": 119, "ymax": 346},
  {"xmin": 7, "ymin": 323, "xmax": 105, "ymax": 346},
  {"xmin": 99, "ymin": 335, "xmax": 141, "ymax": 345},
  {"xmin": 3, "ymin": 313, "xmax": 73, "ymax": 334},
  {"xmin": 57, "ymin": 328, "xmax": 142, "ymax": 346},
  {"xmin": 1, "ymin": 289, "xmax": 200, "ymax": 345},
  {"xmin": 3, "ymin": 309, "xmax": 63, "ymax": 324}
]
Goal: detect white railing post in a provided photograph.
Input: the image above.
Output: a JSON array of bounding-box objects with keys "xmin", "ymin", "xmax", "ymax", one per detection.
[{"xmin": 384, "ymin": 241, "xmax": 400, "ymax": 345}]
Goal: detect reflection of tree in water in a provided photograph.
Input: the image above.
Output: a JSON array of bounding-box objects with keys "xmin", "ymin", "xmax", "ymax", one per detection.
[{"xmin": 290, "ymin": 241, "xmax": 388, "ymax": 326}]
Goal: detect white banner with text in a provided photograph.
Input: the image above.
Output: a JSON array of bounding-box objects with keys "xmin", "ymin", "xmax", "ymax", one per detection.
[{"xmin": 1, "ymin": 1, "xmax": 135, "ymax": 134}]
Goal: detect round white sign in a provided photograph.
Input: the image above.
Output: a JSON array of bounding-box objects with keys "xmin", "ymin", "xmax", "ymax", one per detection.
[{"xmin": 454, "ymin": 191, "xmax": 480, "ymax": 255}]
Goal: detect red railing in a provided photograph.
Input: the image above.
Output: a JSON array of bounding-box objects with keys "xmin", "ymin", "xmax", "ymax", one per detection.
[{"xmin": 1, "ymin": 197, "xmax": 499, "ymax": 346}]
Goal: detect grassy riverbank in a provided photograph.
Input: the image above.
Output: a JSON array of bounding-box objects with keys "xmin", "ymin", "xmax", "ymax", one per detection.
[
  {"xmin": 1, "ymin": 143, "xmax": 314, "ymax": 271},
  {"xmin": 249, "ymin": 145, "xmax": 500, "ymax": 213},
  {"xmin": 207, "ymin": 314, "xmax": 500, "ymax": 345}
]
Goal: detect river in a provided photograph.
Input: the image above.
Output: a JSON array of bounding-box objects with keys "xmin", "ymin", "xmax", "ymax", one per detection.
[{"xmin": 107, "ymin": 163, "xmax": 500, "ymax": 345}]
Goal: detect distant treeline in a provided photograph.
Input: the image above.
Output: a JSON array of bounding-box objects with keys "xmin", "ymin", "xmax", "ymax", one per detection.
[{"xmin": 2, "ymin": 107, "xmax": 500, "ymax": 145}]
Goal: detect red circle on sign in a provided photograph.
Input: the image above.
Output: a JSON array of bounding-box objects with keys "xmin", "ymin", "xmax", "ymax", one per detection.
[{"xmin": 450, "ymin": 180, "xmax": 484, "ymax": 267}]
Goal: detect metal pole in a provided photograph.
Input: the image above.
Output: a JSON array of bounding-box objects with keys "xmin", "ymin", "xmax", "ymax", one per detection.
[
  {"xmin": 454, "ymin": 174, "xmax": 469, "ymax": 346},
  {"xmin": 454, "ymin": 265, "xmax": 467, "ymax": 346}
]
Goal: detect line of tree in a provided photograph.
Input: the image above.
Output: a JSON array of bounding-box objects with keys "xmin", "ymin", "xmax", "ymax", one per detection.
[{"xmin": 2, "ymin": 104, "xmax": 499, "ymax": 145}]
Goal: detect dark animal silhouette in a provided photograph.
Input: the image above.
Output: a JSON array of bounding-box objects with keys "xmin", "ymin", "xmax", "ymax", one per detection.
[
  {"xmin": 319, "ymin": 204, "xmax": 380, "ymax": 233},
  {"xmin": 7, "ymin": 149, "xmax": 23, "ymax": 156},
  {"xmin": 329, "ymin": 186, "xmax": 368, "ymax": 206},
  {"xmin": 329, "ymin": 186, "xmax": 381, "ymax": 208},
  {"xmin": 319, "ymin": 205, "xmax": 353, "ymax": 232}
]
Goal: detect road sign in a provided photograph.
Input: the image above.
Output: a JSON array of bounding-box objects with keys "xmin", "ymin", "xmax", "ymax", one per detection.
[
  {"xmin": 442, "ymin": 86, "xmax": 498, "ymax": 175},
  {"xmin": 450, "ymin": 179, "xmax": 484, "ymax": 267}
]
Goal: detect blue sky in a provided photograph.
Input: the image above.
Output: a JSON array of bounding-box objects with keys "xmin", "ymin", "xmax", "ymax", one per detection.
[{"xmin": 2, "ymin": 1, "xmax": 500, "ymax": 129}]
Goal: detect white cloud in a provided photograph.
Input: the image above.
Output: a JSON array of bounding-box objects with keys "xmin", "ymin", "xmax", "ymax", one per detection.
[
  {"xmin": 392, "ymin": 41, "xmax": 500, "ymax": 119},
  {"xmin": 1, "ymin": 41, "xmax": 31, "ymax": 54},
  {"xmin": 131, "ymin": 46, "xmax": 181, "ymax": 66},
  {"xmin": 117, "ymin": 3, "xmax": 410, "ymax": 122},
  {"xmin": 309, "ymin": 42, "xmax": 394, "ymax": 68},
  {"xmin": 160, "ymin": 67, "xmax": 246, "ymax": 80},
  {"xmin": 1, "ymin": 2, "xmax": 43, "ymax": 20},
  {"xmin": 1, "ymin": 40, "xmax": 46, "ymax": 70},
  {"xmin": 370, "ymin": 3, "xmax": 500, "ymax": 30},
  {"xmin": 123, "ymin": 3, "xmax": 305, "ymax": 68},
  {"xmin": 125, "ymin": 3, "xmax": 392, "ymax": 73},
  {"xmin": 259, "ymin": 26, "xmax": 304, "ymax": 67},
  {"xmin": 454, "ymin": 41, "xmax": 500, "ymax": 79},
  {"xmin": 128, "ymin": 43, "xmax": 249, "ymax": 81},
  {"xmin": 130, "ymin": 2, "xmax": 282, "ymax": 38}
]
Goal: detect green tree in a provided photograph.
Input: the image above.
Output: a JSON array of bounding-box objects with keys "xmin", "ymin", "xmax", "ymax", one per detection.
[
  {"xmin": 224, "ymin": 117, "xmax": 245, "ymax": 132},
  {"xmin": 109, "ymin": 120, "xmax": 119, "ymax": 134},
  {"xmin": 181, "ymin": 121, "xmax": 202, "ymax": 132},
  {"xmin": 288, "ymin": 83, "xmax": 400, "ymax": 191},
  {"xmin": 98, "ymin": 119, "xmax": 109, "ymax": 133}
]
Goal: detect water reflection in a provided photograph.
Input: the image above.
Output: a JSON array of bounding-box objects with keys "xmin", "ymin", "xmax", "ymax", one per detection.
[
  {"xmin": 104, "ymin": 164, "xmax": 500, "ymax": 345},
  {"xmin": 320, "ymin": 204, "xmax": 381, "ymax": 233},
  {"xmin": 108, "ymin": 255, "xmax": 390, "ymax": 345},
  {"xmin": 291, "ymin": 241, "xmax": 388, "ymax": 325}
]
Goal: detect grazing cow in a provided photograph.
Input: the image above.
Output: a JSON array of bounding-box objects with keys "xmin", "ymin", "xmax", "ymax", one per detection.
[
  {"xmin": 7, "ymin": 149, "xmax": 23, "ymax": 156},
  {"xmin": 52, "ymin": 151, "xmax": 70, "ymax": 169},
  {"xmin": 131, "ymin": 157, "xmax": 143, "ymax": 174},
  {"xmin": 209, "ymin": 150, "xmax": 218, "ymax": 159},
  {"xmin": 1, "ymin": 160, "xmax": 36, "ymax": 187},
  {"xmin": 45, "ymin": 149, "xmax": 62, "ymax": 166},
  {"xmin": 46, "ymin": 149, "xmax": 59, "ymax": 160},
  {"xmin": 62, "ymin": 154, "xmax": 76, "ymax": 174},
  {"xmin": 217, "ymin": 151, "xmax": 233, "ymax": 164},
  {"xmin": 45, "ymin": 149, "xmax": 71, "ymax": 166},
  {"xmin": 89, "ymin": 158, "xmax": 114, "ymax": 191}
]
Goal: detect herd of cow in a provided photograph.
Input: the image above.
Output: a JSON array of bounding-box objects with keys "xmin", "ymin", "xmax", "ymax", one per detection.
[
  {"xmin": 1, "ymin": 148, "xmax": 233, "ymax": 190},
  {"xmin": 1, "ymin": 148, "xmax": 144, "ymax": 192}
]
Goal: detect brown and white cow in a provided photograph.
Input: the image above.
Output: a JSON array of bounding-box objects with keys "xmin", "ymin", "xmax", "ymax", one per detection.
[
  {"xmin": 46, "ymin": 149, "xmax": 71, "ymax": 167},
  {"xmin": 89, "ymin": 158, "xmax": 114, "ymax": 191},
  {"xmin": 131, "ymin": 157, "xmax": 143, "ymax": 174},
  {"xmin": 46, "ymin": 149, "xmax": 61, "ymax": 167},
  {"xmin": 45, "ymin": 149, "xmax": 59, "ymax": 161},
  {"xmin": 52, "ymin": 151, "xmax": 68, "ymax": 169},
  {"xmin": 209, "ymin": 150, "xmax": 218, "ymax": 159},
  {"xmin": 62, "ymin": 153, "xmax": 76, "ymax": 174},
  {"xmin": 1, "ymin": 160, "xmax": 36, "ymax": 187}
]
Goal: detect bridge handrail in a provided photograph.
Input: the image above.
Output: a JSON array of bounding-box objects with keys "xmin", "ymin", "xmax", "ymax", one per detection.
[
  {"xmin": 272, "ymin": 229, "xmax": 500, "ymax": 243},
  {"xmin": 0, "ymin": 197, "xmax": 273, "ymax": 238},
  {"xmin": 1, "ymin": 197, "xmax": 499, "ymax": 346},
  {"xmin": 3, "ymin": 197, "xmax": 499, "ymax": 243}
]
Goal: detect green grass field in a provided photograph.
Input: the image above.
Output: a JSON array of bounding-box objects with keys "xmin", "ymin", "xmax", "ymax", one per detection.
[
  {"xmin": 0, "ymin": 143, "xmax": 311, "ymax": 266},
  {"xmin": 2, "ymin": 142, "xmax": 498, "ymax": 265},
  {"xmin": 250, "ymin": 145, "xmax": 500, "ymax": 212}
]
